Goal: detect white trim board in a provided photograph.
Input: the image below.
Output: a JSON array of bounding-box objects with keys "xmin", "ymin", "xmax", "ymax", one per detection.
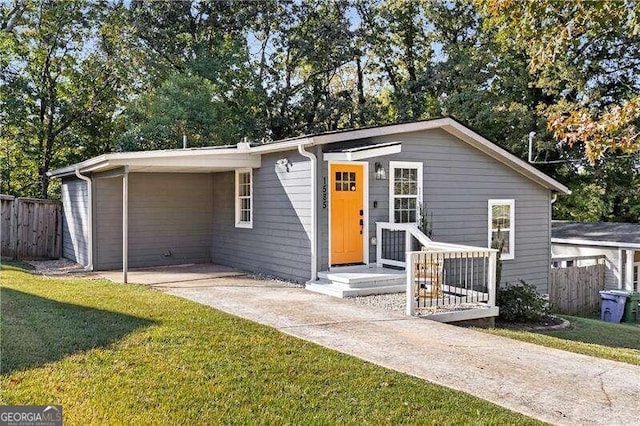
[
  {"xmin": 488, "ymin": 199, "xmax": 515, "ymax": 261},
  {"xmin": 551, "ymin": 238, "xmax": 640, "ymax": 250},
  {"xmin": 234, "ymin": 168, "xmax": 253, "ymax": 229},
  {"xmin": 388, "ymin": 161, "xmax": 423, "ymax": 225},
  {"xmin": 323, "ymin": 142, "xmax": 402, "ymax": 161}
]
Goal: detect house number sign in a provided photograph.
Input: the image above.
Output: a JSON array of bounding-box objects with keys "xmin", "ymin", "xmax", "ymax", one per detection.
[{"xmin": 322, "ymin": 177, "xmax": 328, "ymax": 208}]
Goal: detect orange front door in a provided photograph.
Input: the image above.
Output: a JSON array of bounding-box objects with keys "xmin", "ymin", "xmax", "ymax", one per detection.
[{"xmin": 331, "ymin": 164, "xmax": 364, "ymax": 265}]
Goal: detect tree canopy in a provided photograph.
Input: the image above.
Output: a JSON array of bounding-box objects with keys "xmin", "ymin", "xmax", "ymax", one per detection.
[{"xmin": 1, "ymin": 0, "xmax": 639, "ymax": 223}]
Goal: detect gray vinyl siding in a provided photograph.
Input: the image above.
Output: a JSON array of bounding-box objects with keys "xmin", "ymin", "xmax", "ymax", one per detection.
[
  {"xmin": 61, "ymin": 177, "xmax": 89, "ymax": 266},
  {"xmin": 94, "ymin": 173, "xmax": 213, "ymax": 270},
  {"xmin": 320, "ymin": 128, "xmax": 553, "ymax": 292},
  {"xmin": 211, "ymin": 150, "xmax": 312, "ymax": 282}
]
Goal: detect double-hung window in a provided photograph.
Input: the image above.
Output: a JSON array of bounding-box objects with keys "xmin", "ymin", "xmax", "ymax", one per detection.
[
  {"xmin": 389, "ymin": 161, "xmax": 423, "ymax": 223},
  {"xmin": 235, "ymin": 169, "xmax": 253, "ymax": 228},
  {"xmin": 488, "ymin": 199, "xmax": 515, "ymax": 260}
]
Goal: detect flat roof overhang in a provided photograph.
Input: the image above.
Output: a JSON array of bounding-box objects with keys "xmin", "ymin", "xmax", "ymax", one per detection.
[{"xmin": 50, "ymin": 152, "xmax": 262, "ymax": 177}]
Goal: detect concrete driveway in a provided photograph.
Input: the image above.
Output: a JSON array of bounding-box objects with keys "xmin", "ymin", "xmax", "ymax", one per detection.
[{"xmin": 105, "ymin": 267, "xmax": 640, "ymax": 425}]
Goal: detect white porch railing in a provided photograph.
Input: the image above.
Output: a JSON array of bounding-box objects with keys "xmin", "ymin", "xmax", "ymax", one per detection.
[
  {"xmin": 375, "ymin": 222, "xmax": 497, "ymax": 315},
  {"xmin": 376, "ymin": 222, "xmax": 492, "ymax": 268},
  {"xmin": 376, "ymin": 222, "xmax": 429, "ymax": 268},
  {"xmin": 405, "ymin": 248, "xmax": 497, "ymax": 315}
]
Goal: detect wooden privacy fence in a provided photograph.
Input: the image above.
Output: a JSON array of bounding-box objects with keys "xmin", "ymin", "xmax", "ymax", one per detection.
[
  {"xmin": 549, "ymin": 255, "xmax": 605, "ymax": 315},
  {"xmin": 1, "ymin": 195, "xmax": 62, "ymax": 259}
]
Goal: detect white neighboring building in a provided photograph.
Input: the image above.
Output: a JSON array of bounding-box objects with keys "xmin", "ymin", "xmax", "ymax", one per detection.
[{"xmin": 552, "ymin": 221, "xmax": 640, "ymax": 291}]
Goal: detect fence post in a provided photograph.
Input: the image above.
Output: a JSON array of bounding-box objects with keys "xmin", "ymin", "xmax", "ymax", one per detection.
[
  {"xmin": 487, "ymin": 251, "xmax": 497, "ymax": 307},
  {"xmin": 10, "ymin": 198, "xmax": 18, "ymax": 259},
  {"xmin": 406, "ymin": 252, "xmax": 416, "ymax": 316},
  {"xmin": 55, "ymin": 203, "xmax": 62, "ymax": 258}
]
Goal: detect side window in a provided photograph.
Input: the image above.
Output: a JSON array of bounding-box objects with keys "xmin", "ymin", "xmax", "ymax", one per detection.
[
  {"xmin": 488, "ymin": 199, "xmax": 515, "ymax": 260},
  {"xmin": 389, "ymin": 161, "xmax": 423, "ymax": 223},
  {"xmin": 235, "ymin": 169, "xmax": 253, "ymax": 228}
]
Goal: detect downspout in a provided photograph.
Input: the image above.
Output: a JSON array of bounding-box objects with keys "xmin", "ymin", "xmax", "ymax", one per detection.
[
  {"xmin": 298, "ymin": 143, "xmax": 318, "ymax": 281},
  {"xmin": 74, "ymin": 168, "xmax": 93, "ymax": 271}
]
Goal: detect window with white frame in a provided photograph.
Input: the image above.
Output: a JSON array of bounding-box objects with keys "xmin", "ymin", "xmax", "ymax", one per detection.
[
  {"xmin": 235, "ymin": 169, "xmax": 253, "ymax": 228},
  {"xmin": 389, "ymin": 161, "xmax": 423, "ymax": 223},
  {"xmin": 488, "ymin": 199, "xmax": 515, "ymax": 260}
]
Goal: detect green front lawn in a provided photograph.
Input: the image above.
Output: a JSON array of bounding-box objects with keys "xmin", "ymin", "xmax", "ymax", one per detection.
[
  {"xmin": 482, "ymin": 315, "xmax": 640, "ymax": 366},
  {"xmin": 1, "ymin": 266, "xmax": 539, "ymax": 424}
]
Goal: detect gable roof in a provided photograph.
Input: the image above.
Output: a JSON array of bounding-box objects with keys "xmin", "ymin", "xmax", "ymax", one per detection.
[
  {"xmin": 48, "ymin": 117, "xmax": 570, "ymax": 193},
  {"xmin": 552, "ymin": 221, "xmax": 640, "ymax": 248}
]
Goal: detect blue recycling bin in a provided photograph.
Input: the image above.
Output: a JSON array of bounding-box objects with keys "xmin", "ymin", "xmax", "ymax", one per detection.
[{"xmin": 600, "ymin": 290, "xmax": 628, "ymax": 323}]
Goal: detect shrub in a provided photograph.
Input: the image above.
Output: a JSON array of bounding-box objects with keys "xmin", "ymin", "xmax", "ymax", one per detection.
[{"xmin": 497, "ymin": 280, "xmax": 549, "ymax": 323}]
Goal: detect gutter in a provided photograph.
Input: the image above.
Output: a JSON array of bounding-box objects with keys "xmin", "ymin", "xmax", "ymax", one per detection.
[
  {"xmin": 74, "ymin": 168, "xmax": 93, "ymax": 271},
  {"xmin": 297, "ymin": 142, "xmax": 318, "ymax": 281},
  {"xmin": 551, "ymin": 237, "xmax": 640, "ymax": 250}
]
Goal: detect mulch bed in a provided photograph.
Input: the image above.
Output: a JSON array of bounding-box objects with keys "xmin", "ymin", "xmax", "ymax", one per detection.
[{"xmin": 496, "ymin": 314, "xmax": 572, "ymax": 331}]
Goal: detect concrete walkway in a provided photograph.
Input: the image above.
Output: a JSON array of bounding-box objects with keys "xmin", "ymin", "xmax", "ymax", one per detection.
[{"xmin": 144, "ymin": 273, "xmax": 639, "ymax": 424}]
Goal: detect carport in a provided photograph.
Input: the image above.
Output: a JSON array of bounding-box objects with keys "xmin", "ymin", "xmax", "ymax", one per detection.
[{"xmin": 50, "ymin": 146, "xmax": 261, "ymax": 283}]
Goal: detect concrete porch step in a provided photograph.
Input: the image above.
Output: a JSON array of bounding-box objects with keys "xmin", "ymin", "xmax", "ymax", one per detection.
[
  {"xmin": 307, "ymin": 266, "xmax": 406, "ymax": 297},
  {"xmin": 306, "ymin": 280, "xmax": 405, "ymax": 298},
  {"xmin": 318, "ymin": 266, "xmax": 405, "ymax": 288},
  {"xmin": 318, "ymin": 271, "xmax": 404, "ymax": 288}
]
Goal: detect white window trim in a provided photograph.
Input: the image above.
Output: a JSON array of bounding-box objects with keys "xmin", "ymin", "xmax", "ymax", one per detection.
[
  {"xmin": 235, "ymin": 168, "xmax": 253, "ymax": 229},
  {"xmin": 389, "ymin": 161, "xmax": 423, "ymax": 224},
  {"xmin": 488, "ymin": 199, "xmax": 515, "ymax": 260}
]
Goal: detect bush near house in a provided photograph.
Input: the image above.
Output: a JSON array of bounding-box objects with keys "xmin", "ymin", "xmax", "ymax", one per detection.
[{"xmin": 497, "ymin": 280, "xmax": 549, "ymax": 323}]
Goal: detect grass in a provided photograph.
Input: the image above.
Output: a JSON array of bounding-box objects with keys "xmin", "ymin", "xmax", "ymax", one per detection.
[
  {"xmin": 0, "ymin": 266, "xmax": 540, "ymax": 425},
  {"xmin": 482, "ymin": 315, "xmax": 640, "ymax": 366}
]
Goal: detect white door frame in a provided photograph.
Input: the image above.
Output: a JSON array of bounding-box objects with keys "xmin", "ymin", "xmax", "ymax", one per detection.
[{"xmin": 327, "ymin": 160, "xmax": 369, "ymax": 268}]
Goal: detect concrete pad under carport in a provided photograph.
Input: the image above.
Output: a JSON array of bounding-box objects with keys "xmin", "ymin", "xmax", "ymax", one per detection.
[
  {"xmin": 160, "ymin": 278, "xmax": 640, "ymax": 425},
  {"xmin": 99, "ymin": 263, "xmax": 245, "ymax": 286}
]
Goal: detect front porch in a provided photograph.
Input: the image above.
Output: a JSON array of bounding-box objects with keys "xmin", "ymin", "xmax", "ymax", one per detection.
[{"xmin": 308, "ymin": 221, "xmax": 500, "ymax": 323}]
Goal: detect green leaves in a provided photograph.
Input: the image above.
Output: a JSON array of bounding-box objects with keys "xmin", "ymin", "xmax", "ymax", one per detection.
[
  {"xmin": 1, "ymin": 0, "xmax": 637, "ymax": 227},
  {"xmin": 475, "ymin": 0, "xmax": 640, "ymax": 163},
  {"xmin": 118, "ymin": 73, "xmax": 238, "ymax": 151}
]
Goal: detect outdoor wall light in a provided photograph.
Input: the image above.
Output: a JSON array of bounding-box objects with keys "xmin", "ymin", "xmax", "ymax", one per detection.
[
  {"xmin": 375, "ymin": 162, "xmax": 387, "ymax": 180},
  {"xmin": 276, "ymin": 158, "xmax": 290, "ymax": 172},
  {"xmin": 370, "ymin": 236, "xmax": 377, "ymax": 246}
]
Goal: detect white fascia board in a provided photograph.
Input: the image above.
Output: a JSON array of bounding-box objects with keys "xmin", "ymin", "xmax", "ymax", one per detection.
[
  {"xmin": 551, "ymin": 238, "xmax": 640, "ymax": 249},
  {"xmin": 248, "ymin": 137, "xmax": 315, "ymax": 154},
  {"xmin": 49, "ymin": 149, "xmax": 263, "ymax": 177},
  {"xmin": 312, "ymin": 119, "xmax": 451, "ymax": 145},
  {"xmin": 112, "ymin": 154, "xmax": 261, "ymax": 169},
  {"xmin": 48, "ymin": 155, "xmax": 110, "ymax": 177},
  {"xmin": 323, "ymin": 143, "xmax": 402, "ymax": 161}
]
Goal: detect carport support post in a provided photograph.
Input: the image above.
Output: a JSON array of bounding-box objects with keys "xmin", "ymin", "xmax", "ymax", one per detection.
[{"xmin": 123, "ymin": 166, "xmax": 129, "ymax": 284}]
